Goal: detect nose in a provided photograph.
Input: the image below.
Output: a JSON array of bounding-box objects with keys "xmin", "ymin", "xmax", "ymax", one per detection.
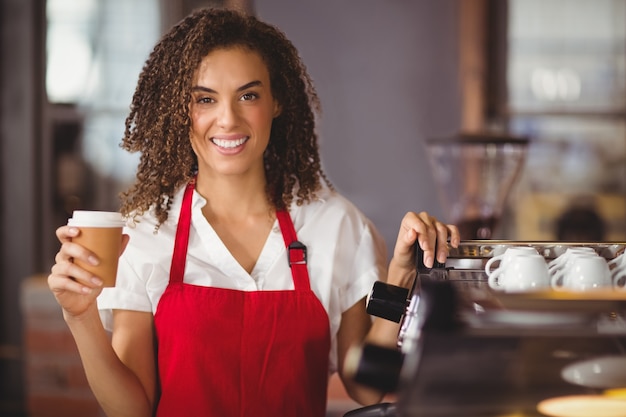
[{"xmin": 216, "ymin": 100, "xmax": 239, "ymax": 128}]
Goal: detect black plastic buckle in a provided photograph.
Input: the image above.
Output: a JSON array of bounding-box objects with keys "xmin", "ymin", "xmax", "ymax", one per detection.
[{"xmin": 288, "ymin": 241, "xmax": 307, "ymax": 267}]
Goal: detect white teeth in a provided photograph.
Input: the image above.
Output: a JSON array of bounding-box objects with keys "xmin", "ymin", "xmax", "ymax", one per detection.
[{"xmin": 212, "ymin": 137, "xmax": 247, "ymax": 148}]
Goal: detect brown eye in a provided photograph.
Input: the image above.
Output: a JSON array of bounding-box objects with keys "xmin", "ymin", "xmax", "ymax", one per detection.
[{"xmin": 240, "ymin": 92, "xmax": 258, "ymax": 101}]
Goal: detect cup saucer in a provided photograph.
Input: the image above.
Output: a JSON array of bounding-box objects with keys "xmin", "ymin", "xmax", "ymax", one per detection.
[
  {"xmin": 537, "ymin": 395, "xmax": 626, "ymax": 417},
  {"xmin": 561, "ymin": 355, "xmax": 626, "ymax": 389}
]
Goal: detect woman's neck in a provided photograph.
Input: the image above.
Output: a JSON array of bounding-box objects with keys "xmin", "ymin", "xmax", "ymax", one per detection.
[
  {"xmin": 194, "ymin": 171, "xmax": 273, "ymax": 222},
  {"xmin": 193, "ymin": 171, "xmax": 276, "ymax": 274}
]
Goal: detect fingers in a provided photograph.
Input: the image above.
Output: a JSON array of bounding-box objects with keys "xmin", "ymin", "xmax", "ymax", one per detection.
[
  {"xmin": 48, "ymin": 269, "xmax": 101, "ymax": 296},
  {"xmin": 55, "ymin": 229, "xmax": 100, "ymax": 266},
  {"xmin": 48, "ymin": 268, "xmax": 101, "ymax": 319},
  {"xmin": 52, "ymin": 227, "xmax": 103, "ymax": 295},
  {"xmin": 49, "ymin": 225, "xmax": 110, "ymax": 317},
  {"xmin": 397, "ymin": 211, "xmax": 460, "ymax": 268},
  {"xmin": 56, "ymin": 225, "xmax": 79, "ymax": 243},
  {"xmin": 50, "ymin": 252, "xmax": 103, "ymax": 291},
  {"xmin": 445, "ymin": 224, "xmax": 461, "ymax": 248}
]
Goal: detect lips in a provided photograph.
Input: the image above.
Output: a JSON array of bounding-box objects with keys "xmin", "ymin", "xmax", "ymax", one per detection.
[{"xmin": 211, "ymin": 136, "xmax": 249, "ymax": 149}]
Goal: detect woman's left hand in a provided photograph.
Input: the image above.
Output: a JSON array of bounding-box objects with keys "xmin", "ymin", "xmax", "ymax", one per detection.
[{"xmin": 389, "ymin": 211, "xmax": 460, "ymax": 286}]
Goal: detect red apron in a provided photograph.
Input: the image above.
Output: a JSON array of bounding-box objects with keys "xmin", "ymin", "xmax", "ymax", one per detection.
[{"xmin": 154, "ymin": 181, "xmax": 331, "ymax": 417}]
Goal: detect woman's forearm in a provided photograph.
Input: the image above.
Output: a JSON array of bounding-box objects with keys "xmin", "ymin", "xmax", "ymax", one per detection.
[
  {"xmin": 64, "ymin": 306, "xmax": 154, "ymax": 417},
  {"xmin": 365, "ymin": 255, "xmax": 415, "ymax": 347},
  {"xmin": 340, "ymin": 257, "xmax": 416, "ymax": 404}
]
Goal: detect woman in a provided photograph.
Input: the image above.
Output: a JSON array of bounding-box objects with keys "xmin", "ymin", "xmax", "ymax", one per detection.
[{"xmin": 48, "ymin": 8, "xmax": 459, "ymax": 417}]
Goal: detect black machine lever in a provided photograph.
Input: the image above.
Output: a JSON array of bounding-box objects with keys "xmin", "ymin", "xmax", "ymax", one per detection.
[
  {"xmin": 366, "ymin": 242, "xmax": 446, "ymax": 322},
  {"xmin": 415, "ymin": 241, "xmax": 446, "ymax": 272},
  {"xmin": 366, "ymin": 281, "xmax": 409, "ymax": 323}
]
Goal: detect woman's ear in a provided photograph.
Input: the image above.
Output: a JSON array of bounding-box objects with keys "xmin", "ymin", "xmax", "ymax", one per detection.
[{"xmin": 273, "ymin": 100, "xmax": 282, "ymax": 118}]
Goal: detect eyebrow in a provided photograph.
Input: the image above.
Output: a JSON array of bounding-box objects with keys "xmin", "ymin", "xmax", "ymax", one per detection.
[{"xmin": 191, "ymin": 80, "xmax": 263, "ymax": 94}]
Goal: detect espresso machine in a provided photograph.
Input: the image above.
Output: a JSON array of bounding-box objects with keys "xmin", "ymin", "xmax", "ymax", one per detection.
[
  {"xmin": 341, "ymin": 134, "xmax": 626, "ymax": 416},
  {"xmin": 344, "ymin": 242, "xmax": 626, "ymax": 417}
]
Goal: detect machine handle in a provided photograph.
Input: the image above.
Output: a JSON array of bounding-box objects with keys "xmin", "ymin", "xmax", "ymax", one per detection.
[
  {"xmin": 366, "ymin": 281, "xmax": 410, "ymax": 323},
  {"xmin": 343, "ymin": 343, "xmax": 404, "ymax": 393},
  {"xmin": 415, "ymin": 242, "xmax": 446, "ymax": 272},
  {"xmin": 366, "ymin": 241, "xmax": 446, "ymax": 323}
]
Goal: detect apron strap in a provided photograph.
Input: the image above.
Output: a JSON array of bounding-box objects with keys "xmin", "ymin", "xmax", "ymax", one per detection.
[
  {"xmin": 170, "ymin": 180, "xmax": 312, "ymax": 292},
  {"xmin": 276, "ymin": 210, "xmax": 311, "ymax": 292},
  {"xmin": 169, "ymin": 179, "xmax": 195, "ymax": 283}
]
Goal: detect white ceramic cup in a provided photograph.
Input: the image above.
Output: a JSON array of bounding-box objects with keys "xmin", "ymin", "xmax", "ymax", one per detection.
[
  {"xmin": 609, "ymin": 253, "xmax": 626, "ymax": 290},
  {"xmin": 548, "ymin": 247, "xmax": 598, "ymax": 275},
  {"xmin": 485, "ymin": 246, "xmax": 539, "ymax": 278},
  {"xmin": 551, "ymin": 255, "xmax": 612, "ymax": 291},
  {"xmin": 488, "ymin": 253, "xmax": 550, "ymax": 292}
]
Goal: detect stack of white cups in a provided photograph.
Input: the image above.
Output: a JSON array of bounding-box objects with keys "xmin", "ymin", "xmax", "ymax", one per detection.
[
  {"xmin": 485, "ymin": 246, "xmax": 550, "ymax": 292},
  {"xmin": 485, "ymin": 246, "xmax": 626, "ymax": 293},
  {"xmin": 550, "ymin": 248, "xmax": 613, "ymax": 291},
  {"xmin": 610, "ymin": 252, "xmax": 626, "ymax": 291}
]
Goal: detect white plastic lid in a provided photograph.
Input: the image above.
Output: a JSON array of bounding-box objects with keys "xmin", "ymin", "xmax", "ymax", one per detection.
[{"xmin": 67, "ymin": 210, "xmax": 126, "ymax": 227}]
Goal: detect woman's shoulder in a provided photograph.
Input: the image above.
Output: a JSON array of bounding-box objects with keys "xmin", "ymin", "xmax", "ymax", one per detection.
[
  {"xmin": 299, "ymin": 186, "xmax": 364, "ymax": 216},
  {"xmin": 293, "ymin": 186, "xmax": 376, "ymax": 234},
  {"xmin": 295, "ymin": 186, "xmax": 388, "ymax": 275},
  {"xmin": 123, "ymin": 186, "xmax": 186, "ymax": 239}
]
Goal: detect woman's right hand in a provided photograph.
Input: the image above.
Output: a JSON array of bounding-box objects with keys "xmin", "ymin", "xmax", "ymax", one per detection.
[{"xmin": 48, "ymin": 226, "xmax": 110, "ymax": 318}]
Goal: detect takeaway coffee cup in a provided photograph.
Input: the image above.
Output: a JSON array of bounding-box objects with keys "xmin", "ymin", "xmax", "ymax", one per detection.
[
  {"xmin": 487, "ymin": 253, "xmax": 550, "ymax": 292},
  {"xmin": 67, "ymin": 210, "xmax": 126, "ymax": 287}
]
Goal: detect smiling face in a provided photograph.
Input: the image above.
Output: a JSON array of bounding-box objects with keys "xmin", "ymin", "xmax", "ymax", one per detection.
[{"xmin": 189, "ymin": 47, "xmax": 281, "ymax": 180}]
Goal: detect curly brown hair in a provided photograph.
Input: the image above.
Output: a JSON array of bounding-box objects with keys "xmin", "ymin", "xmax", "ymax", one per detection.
[{"xmin": 120, "ymin": 7, "xmax": 331, "ymax": 227}]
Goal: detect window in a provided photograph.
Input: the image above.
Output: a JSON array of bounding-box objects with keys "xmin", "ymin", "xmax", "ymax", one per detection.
[
  {"xmin": 493, "ymin": 0, "xmax": 626, "ymax": 240},
  {"xmin": 46, "ymin": 0, "xmax": 160, "ymax": 206}
]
